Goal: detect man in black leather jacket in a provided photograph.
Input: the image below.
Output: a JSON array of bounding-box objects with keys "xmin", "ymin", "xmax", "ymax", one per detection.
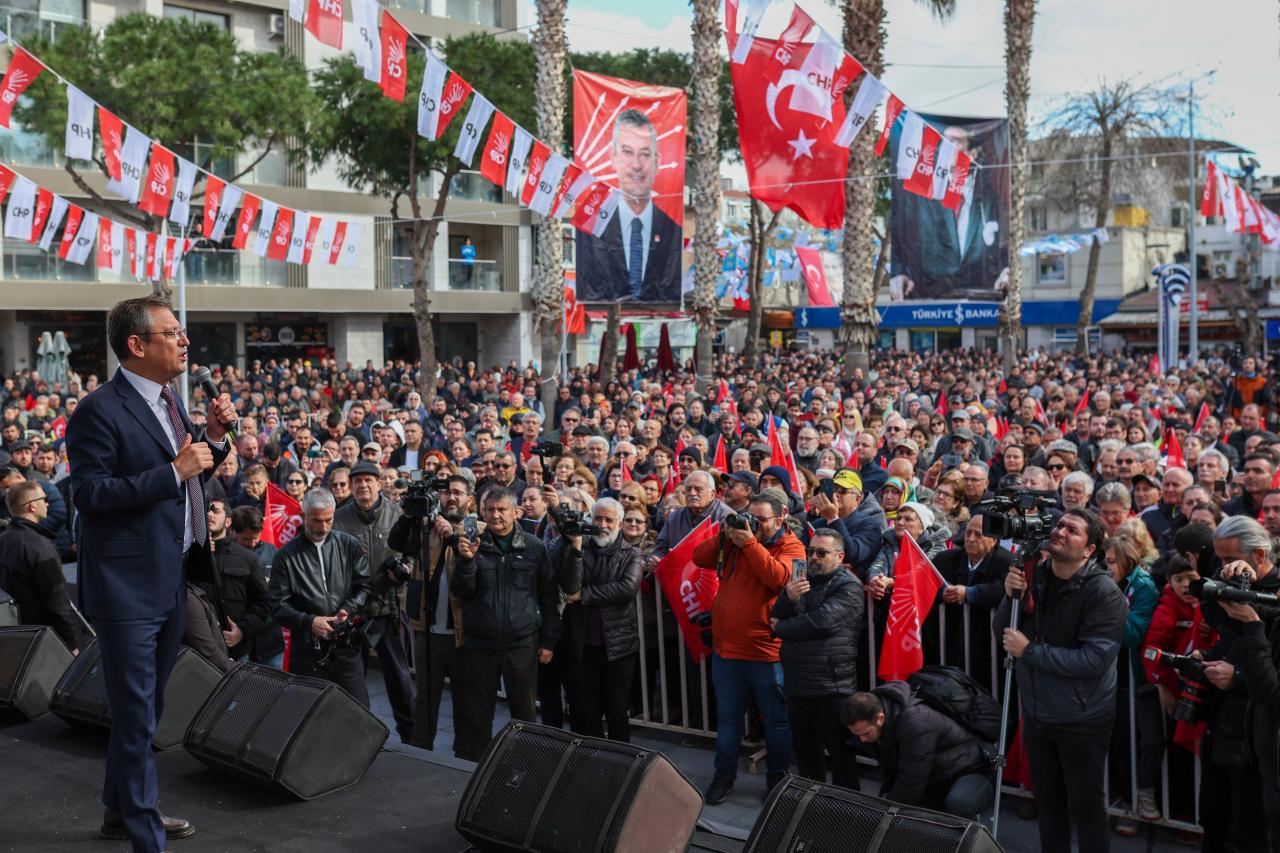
[
  {"xmin": 772, "ymin": 529, "xmax": 863, "ymax": 788},
  {"xmin": 268, "ymin": 488, "xmax": 372, "ymax": 705},
  {"xmin": 203, "ymin": 497, "xmax": 279, "ymax": 665},
  {"xmin": 451, "ymin": 486, "xmax": 562, "ymax": 760}
]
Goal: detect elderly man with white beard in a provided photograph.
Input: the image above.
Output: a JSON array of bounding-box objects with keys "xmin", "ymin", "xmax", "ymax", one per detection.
[{"xmin": 558, "ymin": 497, "xmax": 644, "ymax": 742}]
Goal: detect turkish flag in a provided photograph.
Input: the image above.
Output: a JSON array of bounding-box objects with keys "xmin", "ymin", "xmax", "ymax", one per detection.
[
  {"xmin": 434, "ymin": 72, "xmax": 473, "ymax": 139},
  {"xmin": 1200, "ymin": 160, "xmax": 1218, "ymax": 217},
  {"xmin": 727, "ymin": 0, "xmax": 856, "ymax": 229},
  {"xmin": 202, "ymin": 176, "xmax": 225, "ymax": 239},
  {"xmin": 767, "ymin": 417, "xmax": 801, "ymax": 495},
  {"xmin": 712, "ymin": 434, "xmax": 729, "ymax": 474},
  {"xmin": 1073, "ymin": 389, "xmax": 1090, "ymax": 416},
  {"xmin": 795, "ymin": 245, "xmax": 833, "ymax": 306},
  {"xmin": 521, "ymin": 140, "xmax": 550, "ymax": 207},
  {"xmin": 1193, "ymin": 402, "xmax": 1210, "ymax": 433},
  {"xmin": 379, "ymin": 12, "xmax": 409, "ymax": 101},
  {"xmin": 138, "ymin": 143, "xmax": 176, "ymax": 217},
  {"xmin": 652, "ymin": 516, "xmax": 722, "ymax": 662},
  {"xmin": 1164, "ymin": 428, "xmax": 1186, "ymax": 469},
  {"xmin": 878, "ymin": 534, "xmax": 944, "ymax": 681},
  {"xmin": 479, "ymin": 110, "xmax": 514, "ymax": 186},
  {"xmin": 268, "ymin": 207, "xmax": 295, "ymax": 261},
  {"xmin": 57, "ymin": 205, "xmax": 85, "ymax": 259},
  {"xmin": 329, "ymin": 221, "xmax": 348, "ymax": 264},
  {"xmin": 49, "ymin": 415, "xmax": 66, "ymax": 440},
  {"xmin": 232, "ymin": 194, "xmax": 261, "ymax": 250},
  {"xmin": 0, "ymin": 49, "xmax": 44, "ymax": 128},
  {"xmin": 305, "ymin": 0, "xmax": 343, "ymax": 48},
  {"xmin": 263, "ymin": 482, "xmax": 304, "ymax": 547},
  {"xmin": 99, "ymin": 108, "xmax": 125, "ymax": 181},
  {"xmin": 29, "ymin": 188, "xmax": 53, "ymax": 243}
]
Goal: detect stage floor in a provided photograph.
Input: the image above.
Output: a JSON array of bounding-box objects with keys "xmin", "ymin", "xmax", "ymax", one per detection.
[{"xmin": 1, "ymin": 714, "xmax": 473, "ymax": 852}]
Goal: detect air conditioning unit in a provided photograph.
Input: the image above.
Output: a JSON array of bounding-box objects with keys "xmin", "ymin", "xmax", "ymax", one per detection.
[{"xmin": 268, "ymin": 13, "xmax": 285, "ymax": 39}]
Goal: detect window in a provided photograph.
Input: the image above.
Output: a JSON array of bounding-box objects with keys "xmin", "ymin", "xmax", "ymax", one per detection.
[
  {"xmin": 163, "ymin": 4, "xmax": 229, "ymax": 28},
  {"xmin": 1037, "ymin": 253, "xmax": 1067, "ymax": 284},
  {"xmin": 1171, "ymin": 207, "xmax": 1184, "ymax": 228},
  {"xmin": 445, "ymin": 0, "xmax": 500, "ymax": 26},
  {"xmin": 3, "ymin": 0, "xmax": 84, "ymax": 41},
  {"xmin": 1028, "ymin": 206, "xmax": 1048, "ymax": 231}
]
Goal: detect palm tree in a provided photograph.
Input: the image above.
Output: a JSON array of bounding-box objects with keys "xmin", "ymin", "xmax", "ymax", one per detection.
[
  {"xmin": 839, "ymin": 0, "xmax": 954, "ymax": 378},
  {"xmin": 1002, "ymin": 0, "xmax": 1036, "ymax": 370},
  {"xmin": 532, "ymin": 0, "xmax": 568, "ymax": 415},
  {"xmin": 690, "ymin": 0, "xmax": 722, "ymax": 391}
]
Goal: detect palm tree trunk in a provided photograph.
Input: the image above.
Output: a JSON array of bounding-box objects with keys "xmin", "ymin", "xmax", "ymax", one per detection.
[
  {"xmin": 599, "ymin": 302, "xmax": 620, "ymax": 384},
  {"xmin": 412, "ymin": 165, "xmax": 460, "ymax": 404},
  {"xmin": 839, "ymin": 0, "xmax": 885, "ymax": 380},
  {"xmin": 1002, "ymin": 0, "xmax": 1036, "ymax": 370},
  {"xmin": 1075, "ymin": 134, "xmax": 1111, "ymax": 347},
  {"xmin": 532, "ymin": 0, "xmax": 567, "ymax": 415},
  {"xmin": 690, "ymin": 0, "xmax": 721, "ymax": 392},
  {"xmin": 744, "ymin": 199, "xmax": 780, "ymax": 363}
]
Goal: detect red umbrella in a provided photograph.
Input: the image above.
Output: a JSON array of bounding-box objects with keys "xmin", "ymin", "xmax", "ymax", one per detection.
[
  {"xmin": 622, "ymin": 323, "xmax": 641, "ymax": 371},
  {"xmin": 656, "ymin": 323, "xmax": 676, "ymax": 371}
]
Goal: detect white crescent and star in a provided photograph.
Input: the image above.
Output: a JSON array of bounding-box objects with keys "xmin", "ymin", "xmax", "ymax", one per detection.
[{"xmin": 788, "ymin": 130, "xmax": 816, "ymax": 160}]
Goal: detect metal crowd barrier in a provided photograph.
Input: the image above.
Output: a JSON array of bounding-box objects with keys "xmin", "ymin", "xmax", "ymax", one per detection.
[{"xmin": 627, "ymin": 585, "xmax": 1203, "ymax": 834}]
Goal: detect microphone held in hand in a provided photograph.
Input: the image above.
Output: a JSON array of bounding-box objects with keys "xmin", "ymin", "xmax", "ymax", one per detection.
[{"xmin": 190, "ymin": 366, "xmax": 237, "ymax": 443}]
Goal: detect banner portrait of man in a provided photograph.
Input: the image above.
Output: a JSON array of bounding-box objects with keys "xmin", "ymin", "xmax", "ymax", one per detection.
[
  {"xmin": 573, "ymin": 71, "xmax": 686, "ymax": 303},
  {"xmin": 888, "ymin": 115, "xmax": 1010, "ymax": 301}
]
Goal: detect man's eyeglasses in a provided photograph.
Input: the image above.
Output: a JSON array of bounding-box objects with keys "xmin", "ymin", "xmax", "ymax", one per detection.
[
  {"xmin": 495, "ymin": 462, "xmax": 515, "ymax": 469},
  {"xmin": 287, "ymin": 478, "xmax": 306, "ymax": 485},
  {"xmin": 137, "ymin": 327, "xmax": 187, "ymax": 341}
]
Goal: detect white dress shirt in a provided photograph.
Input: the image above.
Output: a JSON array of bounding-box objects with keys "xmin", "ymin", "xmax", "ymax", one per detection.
[
  {"xmin": 120, "ymin": 367, "xmax": 226, "ymax": 552},
  {"xmin": 617, "ymin": 200, "xmax": 654, "ymax": 281}
]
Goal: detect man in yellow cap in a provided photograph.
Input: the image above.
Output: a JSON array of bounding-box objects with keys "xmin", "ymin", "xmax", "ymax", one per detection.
[{"xmin": 809, "ymin": 468, "xmax": 886, "ymax": 582}]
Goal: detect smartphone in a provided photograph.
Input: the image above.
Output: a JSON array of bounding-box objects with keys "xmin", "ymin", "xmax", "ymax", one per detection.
[
  {"xmin": 819, "ymin": 478, "xmax": 836, "ymax": 501},
  {"xmin": 463, "ymin": 516, "xmax": 479, "ymax": 540},
  {"xmin": 941, "ymin": 453, "xmax": 964, "ymax": 468},
  {"xmin": 791, "ymin": 558, "xmax": 807, "ymax": 582},
  {"xmin": 1214, "ymin": 479, "xmax": 1228, "ymax": 498}
]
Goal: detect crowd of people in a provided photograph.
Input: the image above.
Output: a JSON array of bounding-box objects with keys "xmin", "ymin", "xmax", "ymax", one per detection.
[{"xmin": 5, "ymin": 335, "xmax": 1280, "ymax": 852}]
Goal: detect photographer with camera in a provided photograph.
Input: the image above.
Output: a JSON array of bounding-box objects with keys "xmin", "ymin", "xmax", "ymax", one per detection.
[
  {"xmin": 556, "ymin": 497, "xmax": 643, "ymax": 742},
  {"xmin": 1204, "ymin": 516, "xmax": 1280, "ymax": 849},
  {"xmin": 268, "ymin": 488, "xmax": 372, "ymax": 705},
  {"xmin": 996, "ymin": 508, "xmax": 1127, "ymax": 853},
  {"xmin": 333, "ymin": 461, "xmax": 415, "ymax": 743},
  {"xmin": 693, "ymin": 487, "xmax": 805, "ymax": 805},
  {"xmin": 451, "ymin": 486, "xmax": 563, "ymax": 761}
]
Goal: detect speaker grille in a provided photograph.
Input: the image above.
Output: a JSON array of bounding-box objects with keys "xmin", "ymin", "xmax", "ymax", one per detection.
[
  {"xmin": 242, "ymin": 682, "xmax": 329, "ymax": 776},
  {"xmin": 0, "ymin": 628, "xmax": 37, "ymax": 703},
  {"xmin": 531, "ymin": 743, "xmax": 639, "ymax": 851},
  {"xmin": 52, "ymin": 640, "xmax": 109, "ymax": 718},
  {"xmin": 879, "ymin": 816, "xmax": 970, "ymax": 853},
  {"xmin": 471, "ymin": 727, "xmax": 567, "ymax": 845}
]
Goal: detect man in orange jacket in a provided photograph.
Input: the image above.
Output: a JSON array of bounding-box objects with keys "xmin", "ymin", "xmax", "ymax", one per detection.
[{"xmin": 692, "ymin": 486, "xmax": 805, "ymax": 804}]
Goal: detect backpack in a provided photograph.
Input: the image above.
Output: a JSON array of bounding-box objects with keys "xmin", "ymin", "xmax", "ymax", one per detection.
[
  {"xmin": 0, "ymin": 586, "xmax": 19, "ymax": 627},
  {"xmin": 907, "ymin": 665, "xmax": 1001, "ymax": 744}
]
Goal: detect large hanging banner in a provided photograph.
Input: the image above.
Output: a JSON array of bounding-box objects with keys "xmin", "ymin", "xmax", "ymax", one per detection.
[
  {"xmin": 888, "ymin": 114, "xmax": 1010, "ymax": 301},
  {"xmin": 572, "ymin": 70, "xmax": 686, "ymax": 304}
]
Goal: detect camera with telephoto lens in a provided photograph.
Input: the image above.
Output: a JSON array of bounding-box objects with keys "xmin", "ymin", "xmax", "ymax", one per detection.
[
  {"xmin": 382, "ymin": 555, "xmax": 412, "ymax": 585},
  {"xmin": 1143, "ymin": 647, "xmax": 1209, "ymax": 722},
  {"xmin": 546, "ymin": 502, "xmax": 601, "ymax": 537},
  {"xmin": 530, "ymin": 440, "xmax": 563, "ymax": 483},
  {"xmin": 393, "ymin": 471, "xmax": 449, "ymax": 522},
  {"xmin": 1189, "ymin": 575, "xmax": 1280, "ymax": 606},
  {"xmin": 724, "ymin": 511, "xmax": 761, "ymax": 534},
  {"xmin": 976, "ymin": 489, "xmax": 1060, "ymax": 545}
]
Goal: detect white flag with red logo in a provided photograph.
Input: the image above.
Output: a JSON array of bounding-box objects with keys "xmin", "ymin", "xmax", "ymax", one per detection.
[
  {"xmin": 788, "ymin": 29, "xmax": 845, "ymax": 121},
  {"xmin": 64, "ymin": 85, "xmax": 94, "ymax": 161},
  {"xmin": 379, "ymin": 12, "xmax": 409, "ymax": 101},
  {"xmin": 263, "ymin": 482, "xmax": 304, "ymax": 547},
  {"xmin": 0, "ymin": 48, "xmax": 43, "ymax": 127},
  {"xmin": 505, "ymin": 125, "xmax": 534, "ymax": 197},
  {"xmin": 352, "ymin": 0, "xmax": 381, "ymax": 83},
  {"xmin": 878, "ymin": 534, "xmax": 945, "ymax": 681},
  {"xmin": 37, "ymin": 195, "xmax": 68, "ymax": 252},
  {"xmin": 336, "ymin": 221, "xmax": 360, "ymax": 267},
  {"xmin": 416, "ymin": 52, "xmax": 448, "ymax": 139},
  {"xmin": 286, "ymin": 213, "xmax": 309, "ymax": 264},
  {"xmin": 233, "ymin": 194, "xmax": 261, "ymax": 250},
  {"xmin": 105, "ymin": 125, "xmax": 150, "ymax": 203},
  {"xmin": 528, "ymin": 151, "xmax": 568, "ymax": 216},
  {"xmin": 254, "ymin": 200, "xmax": 279, "ymax": 257},
  {"xmin": 453, "ymin": 93, "xmax": 494, "ymax": 166},
  {"xmin": 138, "ymin": 143, "xmax": 176, "ymax": 217},
  {"xmin": 834, "ymin": 73, "xmax": 886, "ymax": 149},
  {"xmin": 930, "ymin": 138, "xmax": 958, "ymax": 200},
  {"xmin": 730, "ymin": 0, "xmax": 771, "ymax": 64},
  {"xmin": 97, "ymin": 220, "xmax": 124, "ymax": 273},
  {"xmin": 479, "ymin": 110, "xmax": 514, "ymax": 186},
  {"xmin": 169, "ymin": 155, "xmax": 197, "ymax": 227},
  {"xmin": 62, "ymin": 211, "xmax": 97, "ymax": 265},
  {"xmin": 210, "ymin": 183, "xmax": 242, "ymax": 243},
  {"xmin": 895, "ymin": 112, "xmax": 924, "ymax": 181}
]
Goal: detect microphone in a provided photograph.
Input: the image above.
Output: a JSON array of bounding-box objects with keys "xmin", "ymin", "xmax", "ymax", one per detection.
[{"xmin": 190, "ymin": 366, "xmax": 237, "ymax": 443}]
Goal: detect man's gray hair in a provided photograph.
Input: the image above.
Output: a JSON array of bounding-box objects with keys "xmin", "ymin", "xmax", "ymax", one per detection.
[
  {"xmin": 1131, "ymin": 442, "xmax": 1158, "ymax": 464},
  {"xmin": 1198, "ymin": 448, "xmax": 1230, "ymax": 474},
  {"xmin": 966, "ymin": 461, "xmax": 990, "ymax": 478},
  {"xmin": 587, "ymin": 436, "xmax": 609, "ymax": 451},
  {"xmin": 685, "ymin": 469, "xmax": 716, "ymax": 491},
  {"xmin": 301, "ymin": 487, "xmax": 335, "ymax": 515},
  {"xmin": 613, "ymin": 108, "xmax": 657, "ymax": 148},
  {"xmin": 1215, "ymin": 515, "xmax": 1273, "ymax": 557},
  {"xmin": 592, "ymin": 497, "xmax": 623, "ymax": 519},
  {"xmin": 1096, "ymin": 481, "xmax": 1132, "ymax": 508},
  {"xmin": 1062, "ymin": 471, "xmax": 1094, "ymax": 496},
  {"xmin": 1098, "ymin": 438, "xmax": 1124, "ymax": 454}
]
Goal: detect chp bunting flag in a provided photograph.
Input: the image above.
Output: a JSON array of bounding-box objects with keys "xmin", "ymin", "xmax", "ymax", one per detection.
[
  {"xmin": 0, "ymin": 164, "xmax": 13, "ymax": 205},
  {"xmin": 335, "ymin": 221, "xmax": 360, "ymax": 267},
  {"xmin": 233, "ymin": 194, "xmax": 262, "ymax": 250},
  {"xmin": 29, "ymin": 187, "xmax": 53, "ymax": 244},
  {"xmin": 267, "ymin": 207, "xmax": 294, "ymax": 261},
  {"xmin": 434, "ymin": 72, "xmax": 473, "ymax": 139},
  {"xmin": 169, "ymin": 155, "xmax": 198, "ymax": 226},
  {"xmin": 263, "ymin": 482, "xmax": 304, "ymax": 547},
  {"xmin": 878, "ymin": 533, "xmax": 945, "ymax": 681},
  {"xmin": 652, "ymin": 516, "xmax": 722, "ymax": 662},
  {"xmin": 97, "ymin": 219, "xmax": 123, "ymax": 272},
  {"xmin": 895, "ymin": 112, "xmax": 925, "ymax": 182},
  {"xmin": 105, "ymin": 125, "xmax": 149, "ymax": 203},
  {"xmin": 138, "ymin": 143, "xmax": 176, "ymax": 217},
  {"xmin": 763, "ymin": 5, "xmax": 816, "ymax": 81},
  {"xmin": 479, "ymin": 110, "xmax": 515, "ymax": 186},
  {"xmin": 834, "ymin": 73, "xmax": 886, "ymax": 148},
  {"xmin": 416, "ymin": 51, "xmax": 448, "ymax": 139},
  {"xmin": 505, "ymin": 125, "xmax": 534, "ymax": 197},
  {"xmin": 302, "ymin": 215, "xmax": 324, "ymax": 264},
  {"xmin": 929, "ymin": 138, "xmax": 958, "ymax": 200},
  {"xmin": 124, "ymin": 228, "xmax": 139, "ymax": 278},
  {"xmin": 379, "ymin": 11, "xmax": 410, "ymax": 101},
  {"xmin": 795, "ymin": 245, "xmax": 833, "ymax": 307},
  {"xmin": 202, "ymin": 176, "xmax": 225, "ymax": 239},
  {"xmin": 453, "ymin": 93, "xmax": 494, "ymax": 166},
  {"xmin": 352, "ymin": 0, "xmax": 382, "ymax": 83},
  {"xmin": 528, "ymin": 152, "xmax": 568, "ymax": 217},
  {"xmin": 2, "ymin": 176, "xmax": 35, "ymax": 241},
  {"xmin": 729, "ymin": 0, "xmax": 770, "ymax": 64},
  {"xmin": 210, "ymin": 183, "xmax": 242, "ymax": 243},
  {"xmin": 520, "ymin": 140, "xmax": 551, "ymax": 207},
  {"xmin": 941, "ymin": 151, "xmax": 972, "ymax": 211},
  {"xmin": 37, "ymin": 194, "xmax": 67, "ymax": 251},
  {"xmin": 99, "ymin": 108, "xmax": 125, "ymax": 181},
  {"xmin": 0, "ymin": 48, "xmax": 43, "ymax": 127},
  {"xmin": 328, "ymin": 220, "xmax": 348, "ymax": 264},
  {"xmin": 552, "ymin": 165, "xmax": 589, "ymax": 219},
  {"xmin": 286, "ymin": 214, "xmax": 310, "ymax": 264},
  {"xmin": 254, "ymin": 200, "xmax": 279, "ymax": 256},
  {"xmin": 1199, "ymin": 159, "xmax": 1218, "ymax": 217},
  {"xmin": 874, "ymin": 94, "xmax": 905, "ymax": 157},
  {"xmin": 64, "ymin": 85, "xmax": 95, "ymax": 161},
  {"xmin": 305, "ymin": 0, "xmax": 343, "ymax": 49},
  {"xmin": 313, "ymin": 217, "xmax": 337, "ymax": 263},
  {"xmin": 788, "ymin": 29, "xmax": 849, "ymax": 122}
]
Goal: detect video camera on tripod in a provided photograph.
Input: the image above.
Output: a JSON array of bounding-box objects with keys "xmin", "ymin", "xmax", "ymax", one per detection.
[
  {"xmin": 529, "ymin": 440, "xmax": 563, "ymax": 484},
  {"xmin": 975, "ymin": 489, "xmax": 1061, "ymax": 546},
  {"xmin": 393, "ymin": 470, "xmax": 450, "ymax": 523},
  {"xmin": 546, "ymin": 501, "xmax": 601, "ymax": 538}
]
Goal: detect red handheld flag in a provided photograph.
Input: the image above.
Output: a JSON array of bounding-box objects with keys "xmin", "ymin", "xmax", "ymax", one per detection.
[
  {"xmin": 1164, "ymin": 428, "xmax": 1186, "ymax": 470},
  {"xmin": 263, "ymin": 482, "xmax": 304, "ymax": 547},
  {"xmin": 652, "ymin": 517, "xmax": 722, "ymax": 662},
  {"xmin": 767, "ymin": 417, "xmax": 801, "ymax": 494},
  {"xmin": 878, "ymin": 534, "xmax": 945, "ymax": 682},
  {"xmin": 1193, "ymin": 402, "xmax": 1210, "ymax": 434},
  {"xmin": 1073, "ymin": 389, "xmax": 1090, "ymax": 417},
  {"xmin": 712, "ymin": 435, "xmax": 729, "ymax": 474}
]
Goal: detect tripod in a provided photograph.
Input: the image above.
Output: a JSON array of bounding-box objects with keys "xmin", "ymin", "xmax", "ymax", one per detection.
[{"xmin": 991, "ymin": 554, "xmax": 1036, "ymax": 841}]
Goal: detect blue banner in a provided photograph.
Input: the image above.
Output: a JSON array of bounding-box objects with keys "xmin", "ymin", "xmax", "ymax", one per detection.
[{"xmin": 791, "ymin": 299, "xmax": 1123, "ymax": 330}]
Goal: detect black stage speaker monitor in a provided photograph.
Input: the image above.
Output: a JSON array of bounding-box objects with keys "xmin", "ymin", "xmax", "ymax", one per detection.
[
  {"xmin": 0, "ymin": 625, "xmax": 73, "ymax": 721},
  {"xmin": 746, "ymin": 777, "xmax": 1004, "ymax": 853},
  {"xmin": 183, "ymin": 662, "xmax": 388, "ymax": 799},
  {"xmin": 456, "ymin": 721, "xmax": 703, "ymax": 853},
  {"xmin": 50, "ymin": 639, "xmax": 222, "ymax": 750}
]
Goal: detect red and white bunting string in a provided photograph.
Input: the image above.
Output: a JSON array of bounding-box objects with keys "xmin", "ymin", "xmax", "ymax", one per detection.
[{"xmin": 1202, "ymin": 158, "xmax": 1280, "ymax": 249}]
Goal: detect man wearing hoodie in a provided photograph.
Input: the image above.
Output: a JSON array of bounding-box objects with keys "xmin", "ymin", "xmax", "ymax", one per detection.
[
  {"xmin": 997, "ymin": 508, "xmax": 1126, "ymax": 853},
  {"xmin": 693, "ymin": 487, "xmax": 805, "ymax": 805}
]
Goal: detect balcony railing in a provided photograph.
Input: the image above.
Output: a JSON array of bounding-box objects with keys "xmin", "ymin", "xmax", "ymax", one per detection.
[
  {"xmin": 444, "ymin": 0, "xmax": 500, "ymax": 27},
  {"xmin": 391, "ymin": 256, "xmax": 503, "ymax": 291},
  {"xmin": 181, "ymin": 249, "xmax": 288, "ymax": 287}
]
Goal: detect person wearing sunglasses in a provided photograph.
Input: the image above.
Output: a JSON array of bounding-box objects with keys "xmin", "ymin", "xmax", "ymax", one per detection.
[{"xmin": 770, "ymin": 529, "xmax": 863, "ymax": 790}]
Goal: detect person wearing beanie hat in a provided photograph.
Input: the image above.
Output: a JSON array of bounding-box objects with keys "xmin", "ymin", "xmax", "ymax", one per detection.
[{"xmin": 677, "ymin": 446, "xmax": 703, "ymax": 480}]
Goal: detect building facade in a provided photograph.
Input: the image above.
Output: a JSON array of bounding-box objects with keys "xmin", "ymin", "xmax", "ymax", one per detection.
[{"xmin": 0, "ymin": 0, "xmax": 537, "ymax": 380}]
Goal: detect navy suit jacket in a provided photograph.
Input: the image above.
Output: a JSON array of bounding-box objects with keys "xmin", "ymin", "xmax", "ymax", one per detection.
[
  {"xmin": 575, "ymin": 203, "xmax": 683, "ymax": 303},
  {"xmin": 67, "ymin": 370, "xmax": 228, "ymax": 621}
]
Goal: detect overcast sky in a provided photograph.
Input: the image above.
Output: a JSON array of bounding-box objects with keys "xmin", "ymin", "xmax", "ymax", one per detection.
[{"xmin": 555, "ymin": 0, "xmax": 1279, "ymax": 178}]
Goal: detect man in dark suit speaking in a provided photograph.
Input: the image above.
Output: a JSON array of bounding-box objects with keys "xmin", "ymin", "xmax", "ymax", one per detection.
[
  {"xmin": 67, "ymin": 296, "xmax": 235, "ymax": 853},
  {"xmin": 576, "ymin": 109, "xmax": 682, "ymax": 303}
]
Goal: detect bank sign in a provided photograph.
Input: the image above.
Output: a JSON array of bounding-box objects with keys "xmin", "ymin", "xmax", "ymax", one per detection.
[{"xmin": 878, "ymin": 302, "xmax": 1002, "ymax": 327}]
